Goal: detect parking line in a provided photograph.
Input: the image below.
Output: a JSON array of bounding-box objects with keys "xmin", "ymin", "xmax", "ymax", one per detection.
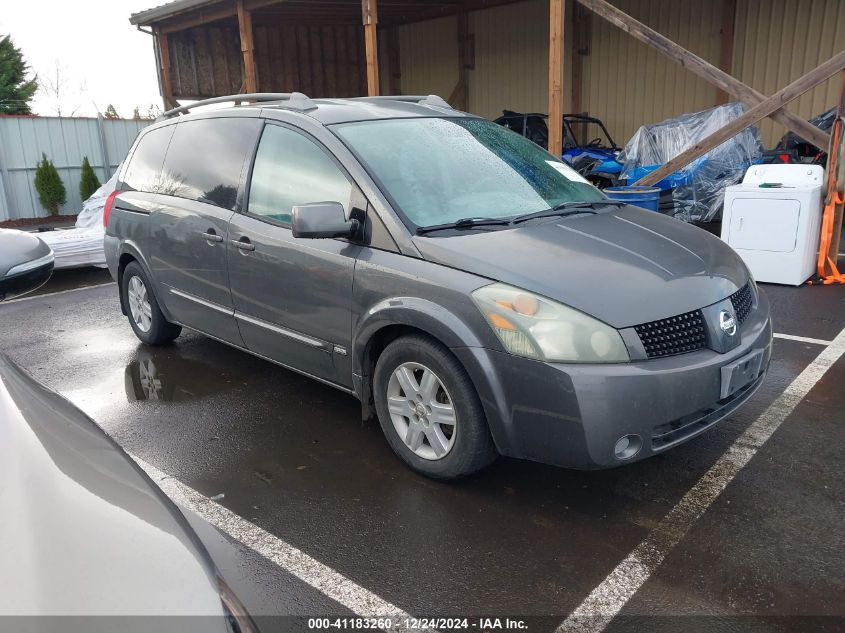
[
  {"xmin": 557, "ymin": 327, "xmax": 845, "ymax": 633},
  {"xmin": 130, "ymin": 453, "xmax": 421, "ymax": 630},
  {"xmin": 773, "ymin": 332, "xmax": 834, "ymax": 346},
  {"xmin": 1, "ymin": 282, "xmax": 115, "ymax": 304}
]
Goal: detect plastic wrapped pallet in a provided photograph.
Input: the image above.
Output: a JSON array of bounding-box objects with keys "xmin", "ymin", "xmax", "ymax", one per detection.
[
  {"xmin": 618, "ymin": 103, "xmax": 763, "ymax": 223},
  {"xmin": 38, "ymin": 172, "xmax": 118, "ymax": 269}
]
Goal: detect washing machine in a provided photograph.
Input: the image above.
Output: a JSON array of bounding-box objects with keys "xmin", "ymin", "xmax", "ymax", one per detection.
[{"xmin": 721, "ymin": 164, "xmax": 824, "ymax": 286}]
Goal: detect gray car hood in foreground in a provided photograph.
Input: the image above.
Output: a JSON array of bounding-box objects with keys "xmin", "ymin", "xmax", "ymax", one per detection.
[
  {"xmin": 413, "ymin": 206, "xmax": 748, "ymax": 328},
  {"xmin": 0, "ymin": 354, "xmax": 230, "ymax": 624}
]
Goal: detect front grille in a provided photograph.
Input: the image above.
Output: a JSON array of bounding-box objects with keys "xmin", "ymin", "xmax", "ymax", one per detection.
[
  {"xmin": 634, "ymin": 309, "xmax": 708, "ymax": 359},
  {"xmin": 730, "ymin": 283, "xmax": 753, "ymax": 324}
]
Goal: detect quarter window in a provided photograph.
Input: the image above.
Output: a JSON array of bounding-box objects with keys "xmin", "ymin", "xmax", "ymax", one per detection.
[
  {"xmin": 158, "ymin": 118, "xmax": 261, "ymax": 210},
  {"xmin": 122, "ymin": 125, "xmax": 174, "ymax": 194},
  {"xmin": 247, "ymin": 125, "xmax": 352, "ymax": 226}
]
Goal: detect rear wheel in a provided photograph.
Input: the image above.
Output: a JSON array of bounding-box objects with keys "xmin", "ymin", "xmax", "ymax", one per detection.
[
  {"xmin": 121, "ymin": 261, "xmax": 181, "ymax": 345},
  {"xmin": 373, "ymin": 334, "xmax": 497, "ymax": 480}
]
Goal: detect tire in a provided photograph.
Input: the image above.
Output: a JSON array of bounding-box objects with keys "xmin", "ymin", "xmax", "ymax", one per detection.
[
  {"xmin": 121, "ymin": 261, "xmax": 181, "ymax": 345},
  {"xmin": 373, "ymin": 334, "xmax": 497, "ymax": 480}
]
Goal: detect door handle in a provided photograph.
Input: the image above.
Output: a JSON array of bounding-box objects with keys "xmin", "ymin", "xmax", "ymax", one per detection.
[
  {"xmin": 202, "ymin": 230, "xmax": 223, "ymax": 243},
  {"xmin": 231, "ymin": 237, "xmax": 256, "ymax": 252}
]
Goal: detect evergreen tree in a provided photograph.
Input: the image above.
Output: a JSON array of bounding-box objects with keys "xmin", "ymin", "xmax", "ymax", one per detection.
[
  {"xmin": 79, "ymin": 156, "xmax": 101, "ymax": 201},
  {"xmin": 0, "ymin": 35, "xmax": 37, "ymax": 114},
  {"xmin": 132, "ymin": 106, "xmax": 141, "ymax": 120},
  {"xmin": 104, "ymin": 103, "xmax": 119, "ymax": 119},
  {"xmin": 34, "ymin": 153, "xmax": 66, "ymax": 216}
]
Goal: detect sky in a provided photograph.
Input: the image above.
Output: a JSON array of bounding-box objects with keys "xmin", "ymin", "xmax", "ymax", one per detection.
[{"xmin": 1, "ymin": 0, "xmax": 164, "ymax": 118}]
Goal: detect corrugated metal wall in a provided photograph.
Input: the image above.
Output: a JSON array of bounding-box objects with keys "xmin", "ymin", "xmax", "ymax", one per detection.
[
  {"xmin": 580, "ymin": 0, "xmax": 724, "ymax": 144},
  {"xmin": 469, "ymin": 0, "xmax": 573, "ymax": 119},
  {"xmin": 394, "ymin": 0, "xmax": 569, "ymax": 118},
  {"xmin": 396, "ymin": 15, "xmax": 460, "ymax": 100},
  {"xmin": 0, "ymin": 116, "xmax": 148, "ymax": 221},
  {"xmin": 394, "ymin": 0, "xmax": 845, "ymax": 148},
  {"xmin": 733, "ymin": 0, "xmax": 845, "ymax": 146}
]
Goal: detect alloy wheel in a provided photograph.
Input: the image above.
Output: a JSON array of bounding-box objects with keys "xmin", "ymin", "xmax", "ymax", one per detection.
[
  {"xmin": 386, "ymin": 362, "xmax": 457, "ymax": 460},
  {"xmin": 127, "ymin": 275, "xmax": 152, "ymax": 333}
]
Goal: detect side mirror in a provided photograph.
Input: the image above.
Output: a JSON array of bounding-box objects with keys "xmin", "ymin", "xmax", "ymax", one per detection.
[
  {"xmin": 291, "ymin": 202, "xmax": 360, "ymax": 240},
  {"xmin": 0, "ymin": 230, "xmax": 54, "ymax": 301}
]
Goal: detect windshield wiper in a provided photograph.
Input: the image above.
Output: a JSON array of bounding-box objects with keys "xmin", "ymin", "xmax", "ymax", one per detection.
[
  {"xmin": 416, "ymin": 217, "xmax": 511, "ymax": 235},
  {"xmin": 511, "ymin": 200, "xmax": 626, "ymax": 224}
]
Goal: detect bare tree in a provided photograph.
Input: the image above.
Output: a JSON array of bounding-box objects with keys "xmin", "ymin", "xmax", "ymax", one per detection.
[{"xmin": 38, "ymin": 61, "xmax": 87, "ymax": 116}]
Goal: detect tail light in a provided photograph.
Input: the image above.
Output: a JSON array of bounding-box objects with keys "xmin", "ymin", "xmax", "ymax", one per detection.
[{"xmin": 103, "ymin": 190, "xmax": 119, "ymax": 228}]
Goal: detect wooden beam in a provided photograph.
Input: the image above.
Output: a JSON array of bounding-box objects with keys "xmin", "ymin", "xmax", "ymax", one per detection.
[
  {"xmin": 387, "ymin": 26, "xmax": 401, "ymax": 94},
  {"xmin": 636, "ymin": 49, "xmax": 845, "ymax": 187},
  {"xmin": 156, "ymin": 30, "xmax": 178, "ymax": 109},
  {"xmin": 237, "ymin": 0, "xmax": 258, "ymax": 92},
  {"xmin": 570, "ymin": 2, "xmax": 589, "ymax": 115},
  {"xmin": 826, "ymin": 70, "xmax": 845, "ymax": 265},
  {"xmin": 159, "ymin": 4, "xmax": 237, "ymax": 34},
  {"xmin": 715, "ymin": 0, "xmax": 736, "ymax": 105},
  {"xmin": 453, "ymin": 9, "xmax": 469, "ymax": 110},
  {"xmin": 574, "ymin": 0, "xmax": 830, "ymax": 151},
  {"xmin": 362, "ymin": 0, "xmax": 380, "ymax": 95},
  {"xmin": 548, "ymin": 0, "xmax": 565, "ymax": 157}
]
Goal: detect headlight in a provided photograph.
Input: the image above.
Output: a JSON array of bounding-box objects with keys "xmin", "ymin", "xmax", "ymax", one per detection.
[{"xmin": 472, "ymin": 283, "xmax": 630, "ymax": 363}]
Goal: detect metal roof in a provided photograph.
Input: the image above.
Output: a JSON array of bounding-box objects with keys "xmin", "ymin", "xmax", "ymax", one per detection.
[{"xmin": 129, "ymin": 0, "xmax": 218, "ymax": 26}]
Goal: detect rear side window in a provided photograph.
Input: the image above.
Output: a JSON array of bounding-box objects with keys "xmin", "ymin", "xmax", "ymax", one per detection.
[
  {"xmin": 247, "ymin": 124, "xmax": 352, "ymax": 226},
  {"xmin": 159, "ymin": 118, "xmax": 261, "ymax": 211},
  {"xmin": 122, "ymin": 125, "xmax": 174, "ymax": 194}
]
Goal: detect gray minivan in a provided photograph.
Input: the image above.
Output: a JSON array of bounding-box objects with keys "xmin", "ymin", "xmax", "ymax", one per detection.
[{"xmin": 105, "ymin": 93, "xmax": 772, "ymax": 480}]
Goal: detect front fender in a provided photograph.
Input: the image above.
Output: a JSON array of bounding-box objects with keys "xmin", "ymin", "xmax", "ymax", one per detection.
[{"xmin": 352, "ymin": 296, "xmax": 486, "ymax": 379}]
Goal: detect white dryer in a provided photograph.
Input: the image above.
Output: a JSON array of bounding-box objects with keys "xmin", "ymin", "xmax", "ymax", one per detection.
[{"xmin": 721, "ymin": 164, "xmax": 824, "ymax": 286}]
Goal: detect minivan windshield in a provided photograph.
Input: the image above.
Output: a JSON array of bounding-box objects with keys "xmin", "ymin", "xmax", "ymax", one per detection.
[{"xmin": 334, "ymin": 117, "xmax": 607, "ymax": 230}]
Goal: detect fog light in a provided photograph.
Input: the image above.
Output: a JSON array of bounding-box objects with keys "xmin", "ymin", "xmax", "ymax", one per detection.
[{"xmin": 614, "ymin": 434, "xmax": 642, "ymax": 460}]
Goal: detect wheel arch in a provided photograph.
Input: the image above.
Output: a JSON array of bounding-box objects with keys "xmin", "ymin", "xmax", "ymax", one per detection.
[
  {"xmin": 352, "ymin": 298, "xmax": 486, "ymax": 420},
  {"xmin": 116, "ymin": 244, "xmax": 173, "ymax": 322}
]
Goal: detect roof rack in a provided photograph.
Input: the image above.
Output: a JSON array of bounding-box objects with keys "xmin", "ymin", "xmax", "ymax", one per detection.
[
  {"xmin": 157, "ymin": 92, "xmax": 316, "ymax": 121},
  {"xmin": 350, "ymin": 95, "xmax": 453, "ymax": 109}
]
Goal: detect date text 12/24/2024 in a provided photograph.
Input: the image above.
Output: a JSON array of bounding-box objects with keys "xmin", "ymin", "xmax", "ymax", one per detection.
[{"xmin": 307, "ymin": 618, "xmax": 529, "ymax": 630}]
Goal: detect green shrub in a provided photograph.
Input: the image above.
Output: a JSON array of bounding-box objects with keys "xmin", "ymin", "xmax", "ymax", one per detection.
[
  {"xmin": 34, "ymin": 153, "xmax": 66, "ymax": 216},
  {"xmin": 79, "ymin": 156, "xmax": 101, "ymax": 201}
]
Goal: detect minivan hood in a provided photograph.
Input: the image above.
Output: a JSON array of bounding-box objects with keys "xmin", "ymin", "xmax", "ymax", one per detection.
[{"xmin": 413, "ymin": 206, "xmax": 748, "ymax": 328}]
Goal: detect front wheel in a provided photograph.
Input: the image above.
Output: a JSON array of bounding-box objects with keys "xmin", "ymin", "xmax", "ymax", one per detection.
[
  {"xmin": 121, "ymin": 261, "xmax": 181, "ymax": 345},
  {"xmin": 373, "ymin": 334, "xmax": 497, "ymax": 480}
]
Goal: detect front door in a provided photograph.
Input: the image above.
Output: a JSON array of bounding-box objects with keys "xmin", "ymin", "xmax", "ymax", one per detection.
[
  {"xmin": 227, "ymin": 123, "xmax": 362, "ymax": 388},
  {"xmin": 149, "ymin": 116, "xmax": 262, "ymax": 344}
]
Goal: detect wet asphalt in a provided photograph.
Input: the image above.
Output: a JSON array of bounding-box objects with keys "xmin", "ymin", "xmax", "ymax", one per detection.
[{"xmin": 0, "ymin": 268, "xmax": 843, "ymax": 631}]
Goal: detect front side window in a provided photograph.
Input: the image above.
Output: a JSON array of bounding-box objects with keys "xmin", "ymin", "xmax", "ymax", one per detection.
[
  {"xmin": 122, "ymin": 125, "xmax": 175, "ymax": 194},
  {"xmin": 158, "ymin": 118, "xmax": 261, "ymax": 211},
  {"xmin": 247, "ymin": 125, "xmax": 352, "ymax": 226},
  {"xmin": 334, "ymin": 117, "xmax": 605, "ymax": 229}
]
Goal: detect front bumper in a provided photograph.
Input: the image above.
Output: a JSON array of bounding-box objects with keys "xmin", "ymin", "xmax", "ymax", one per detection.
[{"xmin": 453, "ymin": 290, "xmax": 773, "ymax": 469}]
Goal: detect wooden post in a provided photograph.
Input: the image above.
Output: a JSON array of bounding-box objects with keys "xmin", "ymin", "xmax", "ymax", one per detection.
[
  {"xmin": 715, "ymin": 0, "xmax": 736, "ymax": 105},
  {"xmin": 387, "ymin": 27, "xmax": 401, "ymax": 95},
  {"xmin": 362, "ymin": 0, "xmax": 380, "ymax": 96},
  {"xmin": 156, "ymin": 30, "xmax": 178, "ymax": 109},
  {"xmin": 454, "ymin": 10, "xmax": 470, "ymax": 111},
  {"xmin": 571, "ymin": 2, "xmax": 589, "ymax": 115},
  {"xmin": 574, "ymin": 0, "xmax": 829, "ymax": 150},
  {"xmin": 827, "ymin": 70, "xmax": 845, "ymax": 265},
  {"xmin": 636, "ymin": 49, "xmax": 845, "ymax": 187},
  {"xmin": 548, "ymin": 0, "xmax": 565, "ymax": 158},
  {"xmin": 237, "ymin": 0, "xmax": 258, "ymax": 93}
]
